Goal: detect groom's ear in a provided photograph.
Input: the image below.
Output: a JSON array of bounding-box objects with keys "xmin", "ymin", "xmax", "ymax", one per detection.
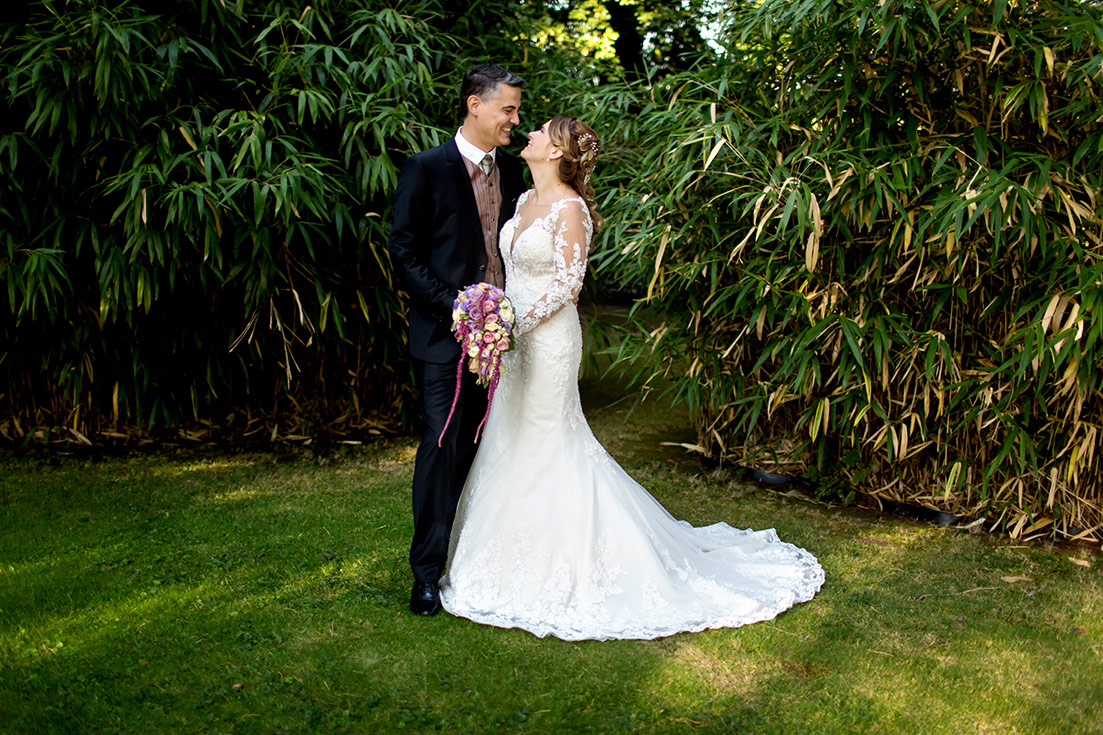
[{"xmin": 465, "ymin": 94, "xmax": 481, "ymax": 119}]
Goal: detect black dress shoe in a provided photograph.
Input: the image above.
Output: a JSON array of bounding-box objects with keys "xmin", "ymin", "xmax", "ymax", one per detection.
[{"xmin": 410, "ymin": 581, "xmax": 441, "ymax": 616}]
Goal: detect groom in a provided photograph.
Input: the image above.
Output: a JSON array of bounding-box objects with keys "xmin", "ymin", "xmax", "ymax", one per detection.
[{"xmin": 387, "ymin": 64, "xmax": 526, "ymax": 616}]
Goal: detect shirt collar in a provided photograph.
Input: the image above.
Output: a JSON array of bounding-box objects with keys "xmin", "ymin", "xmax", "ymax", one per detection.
[{"xmin": 455, "ymin": 128, "xmax": 496, "ymax": 167}]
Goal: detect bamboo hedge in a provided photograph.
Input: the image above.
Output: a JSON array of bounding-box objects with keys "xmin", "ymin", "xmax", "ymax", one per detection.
[
  {"xmin": 0, "ymin": 0, "xmax": 526, "ymax": 443},
  {"xmin": 5, "ymin": 0, "xmax": 1101, "ymax": 542},
  {"xmin": 585, "ymin": 0, "xmax": 1103, "ymax": 541}
]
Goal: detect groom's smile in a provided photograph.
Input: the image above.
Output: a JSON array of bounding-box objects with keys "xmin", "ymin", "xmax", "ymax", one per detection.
[{"xmin": 466, "ymin": 83, "xmax": 522, "ymax": 150}]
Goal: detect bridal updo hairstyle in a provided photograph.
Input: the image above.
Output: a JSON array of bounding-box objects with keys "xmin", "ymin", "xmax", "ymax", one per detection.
[{"xmin": 547, "ymin": 114, "xmax": 603, "ymax": 231}]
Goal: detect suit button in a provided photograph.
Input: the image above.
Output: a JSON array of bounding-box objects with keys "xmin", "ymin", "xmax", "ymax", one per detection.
[{"xmin": 479, "ymin": 265, "xmax": 485, "ymax": 270}]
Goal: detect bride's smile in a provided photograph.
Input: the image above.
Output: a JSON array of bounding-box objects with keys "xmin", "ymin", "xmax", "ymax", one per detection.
[{"xmin": 520, "ymin": 122, "xmax": 559, "ymax": 162}]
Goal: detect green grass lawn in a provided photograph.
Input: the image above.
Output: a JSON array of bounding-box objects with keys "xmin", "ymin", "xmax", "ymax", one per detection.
[{"xmin": 1, "ymin": 375, "xmax": 1100, "ymax": 734}]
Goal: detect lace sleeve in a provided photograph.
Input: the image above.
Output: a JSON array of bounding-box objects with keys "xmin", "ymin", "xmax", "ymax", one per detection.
[{"xmin": 514, "ymin": 199, "xmax": 592, "ymax": 336}]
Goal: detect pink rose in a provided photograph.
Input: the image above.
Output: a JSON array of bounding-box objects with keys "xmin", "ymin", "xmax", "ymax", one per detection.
[{"xmin": 482, "ymin": 299, "xmax": 497, "ymax": 313}]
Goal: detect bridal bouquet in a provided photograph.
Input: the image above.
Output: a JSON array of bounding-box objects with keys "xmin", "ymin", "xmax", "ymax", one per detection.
[{"xmin": 438, "ymin": 282, "xmax": 515, "ymax": 445}]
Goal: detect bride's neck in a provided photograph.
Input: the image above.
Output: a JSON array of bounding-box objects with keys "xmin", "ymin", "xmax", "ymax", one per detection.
[{"xmin": 530, "ymin": 166, "xmax": 571, "ymax": 203}]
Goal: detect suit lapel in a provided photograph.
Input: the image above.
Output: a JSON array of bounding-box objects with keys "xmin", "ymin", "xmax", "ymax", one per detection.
[
  {"xmin": 496, "ymin": 153, "xmax": 522, "ymax": 226},
  {"xmin": 444, "ymin": 140, "xmax": 483, "ymax": 246}
]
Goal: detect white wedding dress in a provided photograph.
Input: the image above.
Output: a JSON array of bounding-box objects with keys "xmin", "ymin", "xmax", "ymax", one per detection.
[{"xmin": 438, "ymin": 192, "xmax": 825, "ymax": 640}]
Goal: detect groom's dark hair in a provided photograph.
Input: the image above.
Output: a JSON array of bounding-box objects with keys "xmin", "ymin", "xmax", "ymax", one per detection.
[{"xmin": 460, "ymin": 64, "xmax": 526, "ymax": 119}]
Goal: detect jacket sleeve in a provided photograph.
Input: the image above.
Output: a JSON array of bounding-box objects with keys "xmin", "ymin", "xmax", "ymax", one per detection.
[
  {"xmin": 514, "ymin": 199, "xmax": 592, "ymax": 336},
  {"xmin": 386, "ymin": 154, "xmax": 457, "ymax": 321}
]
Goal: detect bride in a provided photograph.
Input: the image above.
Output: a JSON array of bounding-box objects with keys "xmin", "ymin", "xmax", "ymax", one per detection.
[{"xmin": 438, "ymin": 114, "xmax": 825, "ymax": 640}]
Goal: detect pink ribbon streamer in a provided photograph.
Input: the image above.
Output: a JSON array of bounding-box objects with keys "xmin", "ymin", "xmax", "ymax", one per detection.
[
  {"xmin": 436, "ymin": 354, "xmax": 466, "ymax": 448},
  {"xmin": 474, "ymin": 368, "xmax": 500, "ymax": 444}
]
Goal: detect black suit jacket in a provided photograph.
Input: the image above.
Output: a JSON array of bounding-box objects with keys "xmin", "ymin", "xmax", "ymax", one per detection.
[{"xmin": 387, "ymin": 138, "xmax": 525, "ymax": 363}]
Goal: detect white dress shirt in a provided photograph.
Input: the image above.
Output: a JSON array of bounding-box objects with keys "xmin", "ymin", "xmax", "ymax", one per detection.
[{"xmin": 454, "ymin": 129, "xmax": 496, "ymax": 167}]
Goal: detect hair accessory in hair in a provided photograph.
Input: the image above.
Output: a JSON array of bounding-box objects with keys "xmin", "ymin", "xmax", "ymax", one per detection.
[{"xmin": 577, "ymin": 132, "xmax": 600, "ymax": 153}]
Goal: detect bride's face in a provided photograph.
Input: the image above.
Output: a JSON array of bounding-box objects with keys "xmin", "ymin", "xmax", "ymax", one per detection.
[{"xmin": 521, "ymin": 121, "xmax": 560, "ymax": 163}]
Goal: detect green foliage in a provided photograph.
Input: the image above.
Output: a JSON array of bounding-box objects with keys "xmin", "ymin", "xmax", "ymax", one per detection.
[
  {"xmin": 584, "ymin": 0, "xmax": 1103, "ymax": 540},
  {"xmin": 5, "ymin": 0, "xmax": 1101, "ymax": 542},
  {"xmin": 0, "ymin": 0, "xmax": 530, "ymax": 440}
]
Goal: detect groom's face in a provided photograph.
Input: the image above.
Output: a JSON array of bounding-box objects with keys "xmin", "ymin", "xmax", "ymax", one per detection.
[{"xmin": 468, "ymin": 83, "xmax": 522, "ymax": 150}]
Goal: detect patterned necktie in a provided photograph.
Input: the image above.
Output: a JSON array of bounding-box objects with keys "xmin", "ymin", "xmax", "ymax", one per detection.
[{"xmin": 479, "ymin": 153, "xmax": 494, "ymax": 176}]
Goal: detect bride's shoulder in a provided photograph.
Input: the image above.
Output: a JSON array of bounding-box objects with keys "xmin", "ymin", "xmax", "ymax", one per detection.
[
  {"xmin": 552, "ymin": 195, "xmax": 591, "ymax": 223},
  {"xmin": 550, "ymin": 191, "xmax": 585, "ymax": 210}
]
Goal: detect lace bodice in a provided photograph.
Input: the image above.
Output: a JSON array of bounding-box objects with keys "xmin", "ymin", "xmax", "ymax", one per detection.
[
  {"xmin": 499, "ymin": 190, "xmax": 593, "ymax": 336},
  {"xmin": 487, "ymin": 190, "xmax": 601, "ymax": 460}
]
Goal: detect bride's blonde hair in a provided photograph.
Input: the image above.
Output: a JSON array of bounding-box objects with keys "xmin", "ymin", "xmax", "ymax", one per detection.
[{"xmin": 548, "ymin": 114, "xmax": 603, "ymax": 231}]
